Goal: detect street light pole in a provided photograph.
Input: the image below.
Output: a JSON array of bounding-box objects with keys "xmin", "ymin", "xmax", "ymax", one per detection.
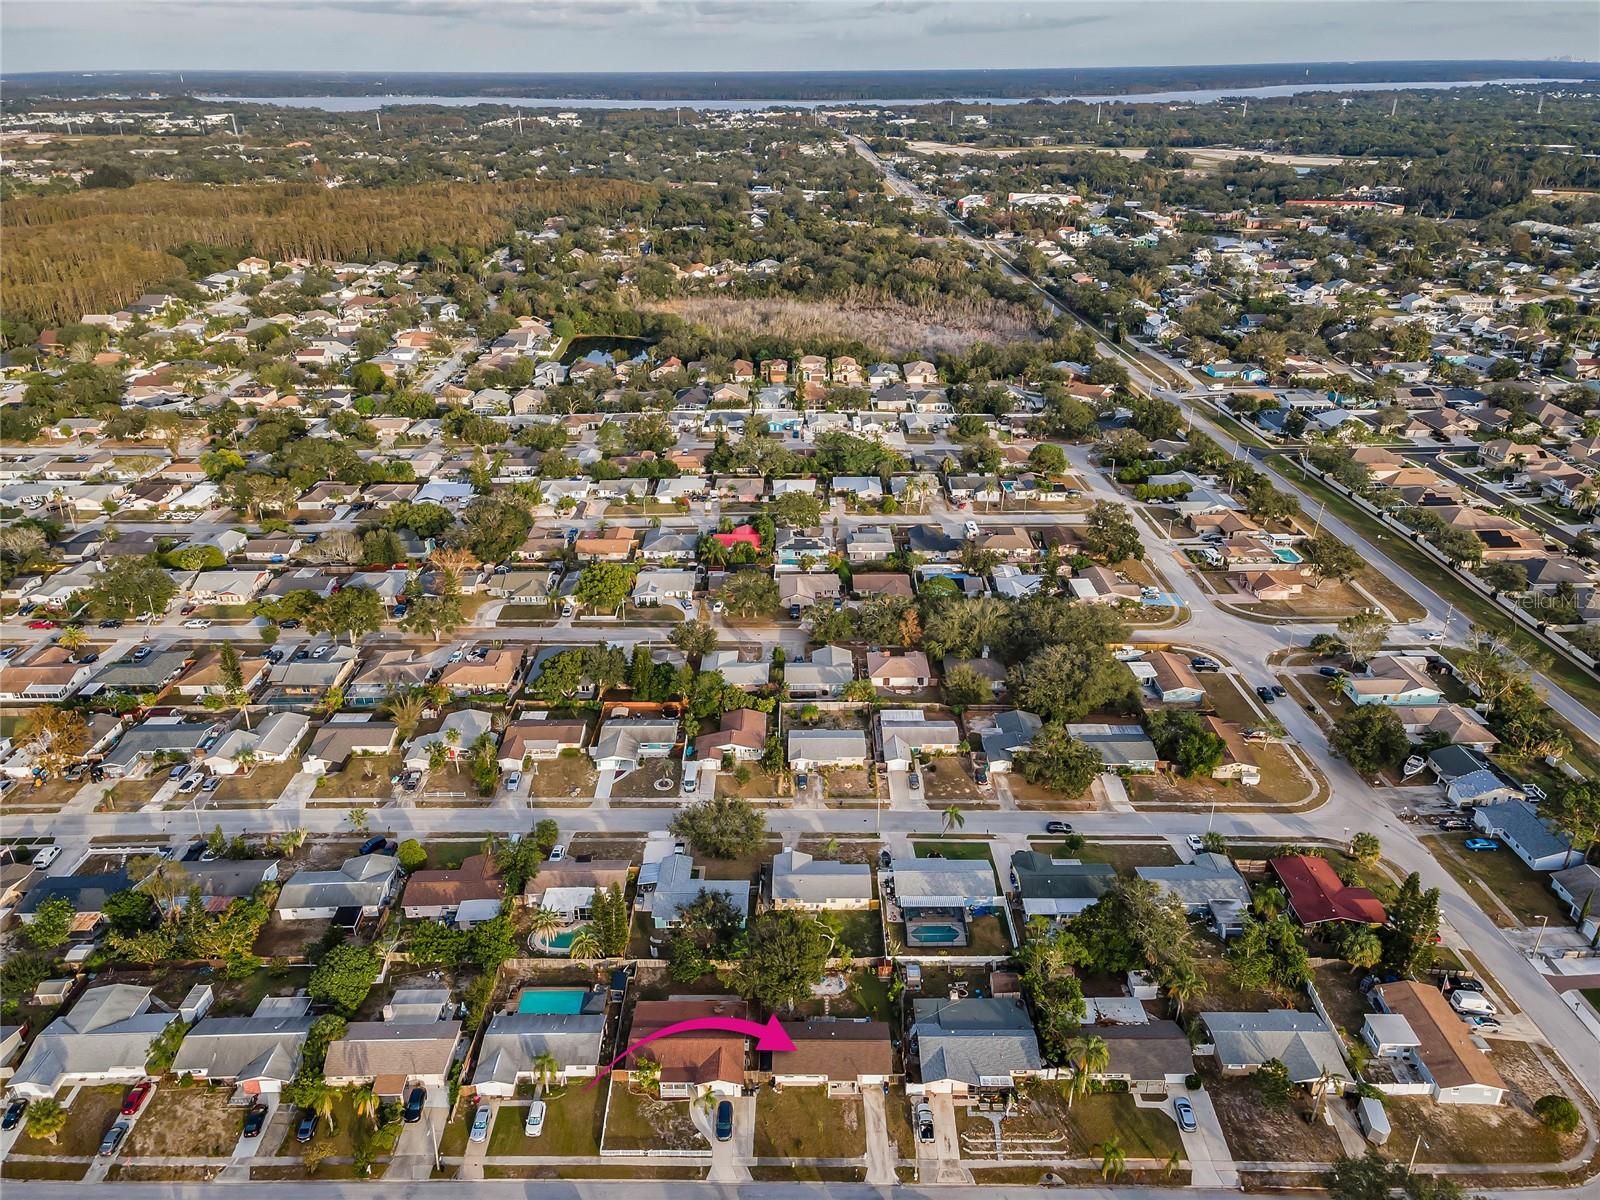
[
  {"xmin": 1533, "ymin": 914, "xmax": 1549, "ymax": 956},
  {"xmin": 1408, "ymin": 1133, "xmax": 1426, "ymax": 1171}
]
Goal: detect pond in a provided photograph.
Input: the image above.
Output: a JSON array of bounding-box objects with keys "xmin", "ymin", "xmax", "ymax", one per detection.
[{"xmin": 560, "ymin": 334, "xmax": 655, "ymax": 367}]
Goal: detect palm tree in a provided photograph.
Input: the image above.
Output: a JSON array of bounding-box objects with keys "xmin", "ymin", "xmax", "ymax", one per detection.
[
  {"xmin": 234, "ymin": 749, "xmax": 258, "ymax": 776},
  {"xmin": 445, "ymin": 727, "xmax": 462, "ymax": 771},
  {"xmin": 629, "ymin": 1056, "xmax": 661, "ymax": 1096},
  {"xmin": 526, "ymin": 907, "xmax": 563, "ymax": 951},
  {"xmin": 57, "ymin": 625, "xmax": 89, "ymax": 655},
  {"xmin": 1098, "ymin": 1136, "xmax": 1127, "ymax": 1181},
  {"xmin": 383, "ymin": 689, "xmax": 428, "ymax": 740},
  {"xmin": 348, "ymin": 807, "xmax": 369, "ymax": 835},
  {"xmin": 941, "ymin": 805, "xmax": 965, "ymax": 834},
  {"xmin": 532, "ymin": 1052, "xmax": 561, "ymax": 1093},
  {"xmin": 567, "ymin": 929, "xmax": 602, "ymax": 960},
  {"xmin": 351, "ymin": 1085, "xmax": 379, "ymax": 1129},
  {"xmin": 1165, "ymin": 965, "xmax": 1205, "ymax": 1018},
  {"xmin": 313, "ymin": 1084, "xmax": 338, "ymax": 1134},
  {"xmin": 278, "ymin": 827, "xmax": 307, "ymax": 858}
]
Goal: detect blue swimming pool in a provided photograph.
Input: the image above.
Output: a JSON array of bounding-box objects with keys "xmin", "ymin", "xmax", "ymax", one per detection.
[
  {"xmin": 1271, "ymin": 547, "xmax": 1304, "ymax": 564},
  {"xmin": 516, "ymin": 988, "xmax": 588, "ymax": 1014},
  {"xmin": 910, "ymin": 925, "xmax": 963, "ymax": 945}
]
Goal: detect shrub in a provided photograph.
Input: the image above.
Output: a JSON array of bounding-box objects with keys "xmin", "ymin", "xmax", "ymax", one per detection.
[{"xmin": 1533, "ymin": 1094, "xmax": 1580, "ymax": 1134}]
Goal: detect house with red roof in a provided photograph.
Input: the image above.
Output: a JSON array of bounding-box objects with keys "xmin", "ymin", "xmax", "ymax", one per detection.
[
  {"xmin": 713, "ymin": 525, "xmax": 763, "ymax": 553},
  {"xmin": 1269, "ymin": 855, "xmax": 1387, "ymax": 927}
]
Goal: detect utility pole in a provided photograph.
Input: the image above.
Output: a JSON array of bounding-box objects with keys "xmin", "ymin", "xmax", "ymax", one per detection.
[
  {"xmin": 230, "ymin": 113, "xmax": 238, "ymax": 137},
  {"xmin": 376, "ymin": 110, "xmax": 382, "ymax": 133}
]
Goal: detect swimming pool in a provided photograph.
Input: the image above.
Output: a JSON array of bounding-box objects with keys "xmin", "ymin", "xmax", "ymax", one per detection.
[
  {"xmin": 516, "ymin": 988, "xmax": 589, "ymax": 1015},
  {"xmin": 909, "ymin": 924, "xmax": 963, "ymax": 945},
  {"xmin": 545, "ymin": 929, "xmax": 582, "ymax": 951},
  {"xmin": 1271, "ymin": 547, "xmax": 1304, "ymax": 564}
]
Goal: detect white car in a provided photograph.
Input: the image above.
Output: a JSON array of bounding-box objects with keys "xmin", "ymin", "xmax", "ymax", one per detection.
[
  {"xmin": 1421, "ymin": 631, "xmax": 1446, "ymax": 642},
  {"xmin": 524, "ymin": 1100, "xmax": 546, "ymax": 1137},
  {"xmin": 1448, "ymin": 989, "xmax": 1496, "ymax": 1017},
  {"xmin": 31, "ymin": 846, "xmax": 61, "ymax": 870},
  {"xmin": 178, "ymin": 775, "xmax": 203, "ymax": 794},
  {"xmin": 1185, "ymin": 834, "xmax": 1206, "ymax": 853},
  {"xmin": 506, "ymin": 771, "xmax": 522, "ymax": 793},
  {"xmin": 964, "ymin": 521, "xmax": 979, "ymax": 537},
  {"xmin": 183, "ymin": 618, "xmax": 212, "ymax": 629},
  {"xmin": 548, "ymin": 843, "xmax": 566, "ymax": 862}
]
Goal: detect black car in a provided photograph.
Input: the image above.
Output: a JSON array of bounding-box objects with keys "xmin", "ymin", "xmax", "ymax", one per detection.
[
  {"xmin": 1270, "ymin": 684, "xmax": 1288, "ymax": 698},
  {"xmin": 1189, "ymin": 657, "xmax": 1220, "ymax": 672},
  {"xmin": 1255, "ymin": 685, "xmax": 1276, "ymax": 703},
  {"xmin": 76, "ymin": 652, "xmax": 99, "ymax": 665},
  {"xmin": 358, "ymin": 835, "xmax": 386, "ymax": 855},
  {"xmin": 714, "ymin": 1099, "xmax": 734, "ymax": 1142},
  {"xmin": 879, "ymin": 849, "xmax": 892, "ymax": 868},
  {"xmin": 182, "ymin": 841, "xmax": 206, "ymax": 861},
  {"xmin": 280, "ymin": 619, "xmax": 301, "ymax": 630},
  {"xmin": 296, "ymin": 1109, "xmax": 320, "ymax": 1143},
  {"xmin": 2, "ymin": 1099, "xmax": 26, "ymax": 1130},
  {"xmin": 404, "ymin": 1087, "xmax": 426, "ymax": 1124},
  {"xmin": 243, "ymin": 1104, "xmax": 268, "ymax": 1138},
  {"xmin": 98, "ymin": 618, "xmax": 123, "ymax": 629},
  {"xmin": 1044, "ymin": 821, "xmax": 1073, "ymax": 834}
]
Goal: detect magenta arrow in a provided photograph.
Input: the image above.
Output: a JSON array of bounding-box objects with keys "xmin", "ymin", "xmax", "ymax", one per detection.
[{"xmin": 588, "ymin": 1015, "xmax": 795, "ymax": 1085}]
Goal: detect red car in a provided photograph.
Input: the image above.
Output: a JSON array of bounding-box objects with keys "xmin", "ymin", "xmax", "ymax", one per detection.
[
  {"xmin": 120, "ymin": 1082, "xmax": 151, "ymax": 1116},
  {"xmin": 26, "ymin": 620, "xmax": 57, "ymax": 630}
]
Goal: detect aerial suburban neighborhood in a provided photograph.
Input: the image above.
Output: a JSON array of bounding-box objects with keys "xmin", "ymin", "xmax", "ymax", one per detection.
[{"xmin": 0, "ymin": 8, "xmax": 1598, "ymax": 1197}]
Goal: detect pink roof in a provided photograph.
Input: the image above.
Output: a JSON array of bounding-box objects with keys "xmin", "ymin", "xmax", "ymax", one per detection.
[{"xmin": 713, "ymin": 526, "xmax": 762, "ymax": 551}]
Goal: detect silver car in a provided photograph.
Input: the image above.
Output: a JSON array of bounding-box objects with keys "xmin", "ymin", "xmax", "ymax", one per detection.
[{"xmin": 470, "ymin": 1103, "xmax": 492, "ymax": 1143}]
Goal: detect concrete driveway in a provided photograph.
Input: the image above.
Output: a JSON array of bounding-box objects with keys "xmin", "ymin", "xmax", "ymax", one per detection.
[
  {"xmin": 457, "ymin": 1100, "xmax": 493, "ymax": 1181},
  {"xmin": 860, "ymin": 1086, "xmax": 898, "ymax": 1186},
  {"xmin": 916, "ymin": 1092, "xmax": 971, "ymax": 1184},
  {"xmin": 1177, "ymin": 1088, "xmax": 1238, "ymax": 1188},
  {"xmin": 690, "ymin": 1094, "xmax": 751, "ymax": 1183},
  {"xmin": 885, "ymin": 769, "xmax": 916, "ymax": 809}
]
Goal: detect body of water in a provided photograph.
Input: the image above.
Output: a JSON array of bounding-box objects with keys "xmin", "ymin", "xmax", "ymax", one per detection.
[{"xmin": 199, "ymin": 77, "xmax": 1589, "ymax": 112}]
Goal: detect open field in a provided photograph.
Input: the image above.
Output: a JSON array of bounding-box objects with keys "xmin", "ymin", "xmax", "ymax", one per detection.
[
  {"xmin": 902, "ymin": 140, "xmax": 1356, "ymax": 170},
  {"xmin": 644, "ymin": 294, "xmax": 1041, "ymax": 357}
]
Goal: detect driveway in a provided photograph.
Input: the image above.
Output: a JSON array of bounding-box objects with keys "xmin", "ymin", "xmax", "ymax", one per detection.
[
  {"xmin": 457, "ymin": 1100, "xmax": 493, "ymax": 1181},
  {"xmin": 885, "ymin": 769, "xmax": 916, "ymax": 809},
  {"xmin": 389, "ymin": 1086, "xmax": 448, "ymax": 1180},
  {"xmin": 918, "ymin": 1092, "xmax": 971, "ymax": 1184},
  {"xmin": 1178, "ymin": 1088, "xmax": 1238, "ymax": 1188},
  {"xmin": 690, "ymin": 1094, "xmax": 751, "ymax": 1183},
  {"xmin": 860, "ymin": 1086, "xmax": 897, "ymax": 1185}
]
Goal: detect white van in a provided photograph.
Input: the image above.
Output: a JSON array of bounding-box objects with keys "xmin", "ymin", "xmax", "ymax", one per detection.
[{"xmin": 32, "ymin": 846, "xmax": 61, "ymax": 870}]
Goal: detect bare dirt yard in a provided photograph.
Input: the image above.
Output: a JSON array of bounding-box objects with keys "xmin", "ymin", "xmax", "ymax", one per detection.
[{"xmin": 644, "ymin": 294, "xmax": 1040, "ymax": 357}]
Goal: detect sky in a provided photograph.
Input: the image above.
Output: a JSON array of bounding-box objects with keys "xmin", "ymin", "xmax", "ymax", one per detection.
[{"xmin": 3, "ymin": 0, "xmax": 1595, "ymax": 76}]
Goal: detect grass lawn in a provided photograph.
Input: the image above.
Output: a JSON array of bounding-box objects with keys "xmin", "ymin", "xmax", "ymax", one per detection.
[
  {"xmin": 601, "ymin": 1082, "xmax": 705, "ymax": 1153},
  {"xmin": 0, "ymin": 1161, "xmax": 90, "ymax": 1180},
  {"xmin": 920, "ymin": 757, "xmax": 983, "ymax": 802},
  {"xmin": 487, "ymin": 1086, "xmax": 603, "ymax": 1157},
  {"xmin": 1427, "ymin": 834, "xmax": 1571, "ymax": 928},
  {"xmin": 526, "ymin": 752, "xmax": 598, "ymax": 800},
  {"xmin": 1005, "ymin": 772, "xmax": 1100, "ymax": 810},
  {"xmin": 122, "ymin": 1084, "xmax": 244, "ymax": 1157},
  {"xmin": 213, "ymin": 964, "xmax": 312, "ymax": 1016},
  {"xmin": 831, "ymin": 908, "xmax": 886, "ymax": 957},
  {"xmin": 7, "ymin": 776, "xmax": 86, "ymax": 810},
  {"xmin": 715, "ymin": 767, "xmax": 786, "ymax": 800},
  {"xmin": 1205, "ymin": 1073, "xmax": 1342, "ymax": 1164},
  {"xmin": 313, "ymin": 753, "xmax": 401, "ymax": 801},
  {"xmin": 9, "ymin": 1084, "xmax": 124, "ymax": 1157},
  {"xmin": 1355, "ymin": 566, "xmax": 1429, "ymax": 622},
  {"xmin": 1583, "ymin": 988, "xmax": 1600, "ymax": 1015},
  {"xmin": 911, "ymin": 840, "xmax": 994, "ymax": 862},
  {"xmin": 752, "ymin": 1089, "xmax": 866, "ymax": 1159},
  {"xmin": 609, "ymin": 759, "xmax": 680, "ymax": 800},
  {"xmin": 1064, "ymin": 1092, "xmax": 1183, "ymax": 1161},
  {"xmin": 1311, "ymin": 962, "xmax": 1374, "ymax": 1039},
  {"xmin": 818, "ymin": 767, "xmax": 878, "ymax": 799},
  {"xmin": 1032, "ymin": 839, "xmax": 1179, "ymax": 872},
  {"xmin": 275, "ymin": 1092, "xmax": 358, "ymax": 1160},
  {"xmin": 437, "ymin": 1103, "xmax": 471, "ymax": 1160},
  {"xmin": 212, "ymin": 760, "xmax": 299, "ymax": 804},
  {"xmin": 1381, "ymin": 1096, "xmax": 1579, "ymax": 1165},
  {"xmin": 883, "ymin": 1086, "xmax": 916, "ymax": 1158},
  {"xmin": 1234, "ymin": 577, "xmax": 1370, "ymax": 620}
]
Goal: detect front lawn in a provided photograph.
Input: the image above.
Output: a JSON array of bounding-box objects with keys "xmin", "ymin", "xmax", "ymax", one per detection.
[
  {"xmin": 275, "ymin": 1091, "xmax": 358, "ymax": 1161},
  {"xmin": 486, "ymin": 1086, "xmax": 602, "ymax": 1157},
  {"xmin": 313, "ymin": 753, "xmax": 401, "ymax": 801},
  {"xmin": 211, "ymin": 760, "xmax": 299, "ymax": 804},
  {"xmin": 1381, "ymin": 1094, "xmax": 1580, "ymax": 1165},
  {"xmin": 1205, "ymin": 1073, "xmax": 1341, "ymax": 1164},
  {"xmin": 608, "ymin": 759, "xmax": 680, "ymax": 800},
  {"xmin": 920, "ymin": 757, "xmax": 983, "ymax": 802},
  {"xmin": 601, "ymin": 1081, "xmax": 705, "ymax": 1153},
  {"xmin": 752, "ymin": 1089, "xmax": 866, "ymax": 1159},
  {"xmin": 911, "ymin": 840, "xmax": 994, "ymax": 862},
  {"xmin": 1427, "ymin": 834, "xmax": 1571, "ymax": 929},
  {"xmin": 8, "ymin": 1084, "xmax": 124, "ymax": 1157},
  {"xmin": 1030, "ymin": 840, "xmax": 1179, "ymax": 872},
  {"xmin": 122, "ymin": 1084, "xmax": 244, "ymax": 1157},
  {"xmin": 526, "ymin": 751, "xmax": 598, "ymax": 800}
]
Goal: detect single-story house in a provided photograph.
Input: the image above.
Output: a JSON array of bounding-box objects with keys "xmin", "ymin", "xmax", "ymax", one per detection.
[
  {"xmin": 770, "ymin": 1018, "xmax": 894, "ymax": 1093},
  {"xmin": 1270, "ymin": 855, "xmax": 1387, "ymax": 927},
  {"xmin": 909, "ymin": 996, "xmax": 1044, "ymax": 1095},
  {"xmin": 978, "ymin": 710, "xmax": 1041, "ymax": 772},
  {"xmin": 769, "ymin": 849, "xmax": 873, "ymax": 910},
  {"xmin": 1371, "ymin": 982, "xmax": 1506, "ymax": 1105},
  {"xmin": 1093, "ymin": 1021, "xmax": 1195, "ymax": 1094},
  {"xmin": 205, "ymin": 711, "xmax": 310, "ymax": 775},
  {"xmin": 401, "ymin": 853, "xmax": 504, "ymax": 928},
  {"xmin": 1202, "ymin": 1010, "xmax": 1350, "ymax": 1088},
  {"xmin": 693, "ymin": 708, "xmax": 767, "ymax": 763},
  {"xmin": 324, "ymin": 1020, "xmax": 465, "ymax": 1096},
  {"xmin": 302, "ymin": 717, "xmax": 398, "ymax": 775},
  {"xmin": 1472, "ymin": 799, "xmax": 1581, "ymax": 871},
  {"xmin": 785, "ymin": 645, "xmax": 855, "ymax": 697},
  {"xmin": 1550, "ymin": 863, "xmax": 1600, "ymax": 939},
  {"xmin": 498, "ymin": 718, "xmax": 588, "ymax": 767},
  {"xmin": 171, "ymin": 995, "xmax": 314, "ymax": 1093},
  {"xmin": 590, "ymin": 717, "xmax": 679, "ymax": 772},
  {"xmin": 275, "ymin": 854, "xmax": 402, "ymax": 921},
  {"xmin": 1343, "ymin": 656, "xmax": 1445, "ymax": 707},
  {"xmin": 640, "ymin": 852, "xmax": 751, "ymax": 928},
  {"xmin": 879, "ymin": 708, "xmax": 961, "ymax": 771},
  {"xmin": 1144, "ymin": 651, "xmax": 1206, "ymax": 704},
  {"xmin": 866, "ymin": 650, "xmax": 932, "ymax": 691},
  {"xmin": 402, "ymin": 709, "xmax": 495, "ymax": 772},
  {"xmin": 471, "ymin": 1008, "xmax": 605, "ymax": 1096},
  {"xmin": 1136, "ymin": 852, "xmax": 1252, "ymax": 938},
  {"xmin": 787, "ymin": 728, "xmax": 869, "ymax": 771},
  {"xmin": 9, "ymin": 984, "xmax": 178, "ymax": 1099},
  {"xmin": 626, "ymin": 998, "xmax": 750, "ymax": 1098},
  {"xmin": 437, "ymin": 649, "xmax": 523, "ymax": 697},
  {"xmin": 1009, "ymin": 852, "xmax": 1116, "ymax": 920},
  {"xmin": 1064, "ymin": 723, "xmax": 1159, "ymax": 773}
]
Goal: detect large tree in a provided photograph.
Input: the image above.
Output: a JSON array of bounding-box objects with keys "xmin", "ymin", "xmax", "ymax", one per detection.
[
  {"xmin": 670, "ymin": 795, "xmax": 766, "ymax": 860},
  {"xmin": 312, "ymin": 586, "xmax": 385, "ymax": 645},
  {"xmin": 730, "ymin": 910, "xmax": 832, "ymax": 1010},
  {"xmin": 1331, "ymin": 704, "xmax": 1409, "ymax": 776},
  {"xmin": 1015, "ymin": 724, "xmax": 1103, "ymax": 797},
  {"xmin": 717, "ymin": 570, "xmax": 778, "ymax": 619},
  {"xmin": 573, "ymin": 562, "xmax": 637, "ymax": 613},
  {"xmin": 1081, "ymin": 500, "xmax": 1144, "ymax": 563},
  {"xmin": 87, "ymin": 553, "xmax": 176, "ymax": 619},
  {"xmin": 307, "ymin": 943, "xmax": 382, "ymax": 1015},
  {"xmin": 1302, "ymin": 534, "xmax": 1364, "ymax": 590},
  {"xmin": 1011, "ymin": 642, "xmax": 1139, "ymax": 724}
]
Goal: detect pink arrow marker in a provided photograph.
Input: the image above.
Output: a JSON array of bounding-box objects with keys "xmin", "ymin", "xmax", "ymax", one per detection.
[{"xmin": 588, "ymin": 1015, "xmax": 795, "ymax": 1085}]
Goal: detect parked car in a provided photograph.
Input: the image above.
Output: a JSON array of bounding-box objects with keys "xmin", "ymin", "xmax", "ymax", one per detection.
[
  {"xmin": 1185, "ymin": 834, "xmax": 1206, "ymax": 853},
  {"xmin": 1255, "ymin": 685, "xmax": 1276, "ymax": 703},
  {"xmin": 120, "ymin": 1082, "xmax": 152, "ymax": 1116},
  {"xmin": 243, "ymin": 1104, "xmax": 268, "ymax": 1138},
  {"xmin": 524, "ymin": 1100, "xmax": 546, "ymax": 1137},
  {"xmin": 506, "ymin": 771, "xmax": 522, "ymax": 793},
  {"xmin": 296, "ymin": 1110, "xmax": 319, "ymax": 1143},
  {"xmin": 2, "ymin": 1100, "xmax": 27, "ymax": 1130},
  {"xmin": 178, "ymin": 775, "xmax": 203, "ymax": 794},
  {"xmin": 99, "ymin": 1121, "xmax": 130, "ymax": 1156},
  {"xmin": 1318, "ymin": 666, "xmax": 1342, "ymax": 678},
  {"xmin": 183, "ymin": 618, "xmax": 212, "ymax": 629},
  {"xmin": 169, "ymin": 764, "xmax": 190, "ymax": 782},
  {"xmin": 1173, "ymin": 1096, "xmax": 1197, "ymax": 1133},
  {"xmin": 1270, "ymin": 684, "xmax": 1287, "ymax": 697},
  {"xmin": 26, "ymin": 619, "xmax": 57, "ymax": 630},
  {"xmin": 202, "ymin": 776, "xmax": 222, "ymax": 792},
  {"xmin": 879, "ymin": 848, "xmax": 892, "ymax": 869},
  {"xmin": 795, "ymin": 772, "xmax": 808, "ymax": 791},
  {"xmin": 908, "ymin": 771, "xmax": 921, "ymax": 791},
  {"xmin": 1463, "ymin": 838, "xmax": 1499, "ymax": 852},
  {"xmin": 915, "ymin": 1104, "xmax": 936, "ymax": 1144},
  {"xmin": 470, "ymin": 1104, "xmax": 492, "ymax": 1143},
  {"xmin": 549, "ymin": 843, "xmax": 567, "ymax": 862},
  {"xmin": 358, "ymin": 835, "xmax": 386, "ymax": 855},
  {"xmin": 31, "ymin": 845, "xmax": 61, "ymax": 869},
  {"xmin": 1044, "ymin": 821, "xmax": 1073, "ymax": 834},
  {"xmin": 1189, "ymin": 657, "xmax": 1220, "ymax": 672},
  {"xmin": 279, "ymin": 619, "xmax": 300, "ymax": 630},
  {"xmin": 404, "ymin": 1087, "xmax": 426, "ymax": 1124},
  {"xmin": 1448, "ymin": 990, "xmax": 1496, "ymax": 1017},
  {"xmin": 98, "ymin": 618, "xmax": 123, "ymax": 629},
  {"xmin": 714, "ymin": 1099, "xmax": 733, "ymax": 1142},
  {"xmin": 964, "ymin": 521, "xmax": 979, "ymax": 537}
]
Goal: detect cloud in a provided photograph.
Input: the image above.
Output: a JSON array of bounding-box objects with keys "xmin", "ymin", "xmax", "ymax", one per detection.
[{"xmin": 925, "ymin": 8, "xmax": 1112, "ymax": 37}]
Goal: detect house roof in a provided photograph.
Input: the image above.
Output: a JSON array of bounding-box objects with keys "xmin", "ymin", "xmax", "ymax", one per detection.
[
  {"xmin": 770, "ymin": 850, "xmax": 872, "ymax": 904},
  {"xmin": 629, "ymin": 999, "xmax": 749, "ymax": 1086},
  {"xmin": 11, "ymin": 985, "xmax": 176, "ymax": 1097},
  {"xmin": 277, "ymin": 853, "xmax": 400, "ymax": 912},
  {"xmin": 1374, "ymin": 982, "xmax": 1505, "ymax": 1093},
  {"xmin": 500, "ymin": 719, "xmax": 588, "ymax": 759},
  {"xmin": 20, "ymin": 870, "xmax": 131, "ymax": 915},
  {"xmin": 1270, "ymin": 856, "xmax": 1387, "ymax": 925},
  {"xmin": 324, "ymin": 1021, "xmax": 464, "ymax": 1081},
  {"xmin": 786, "ymin": 728, "xmax": 868, "ymax": 761},
  {"xmin": 645, "ymin": 853, "xmax": 750, "ymax": 924},
  {"xmin": 1008, "ymin": 852, "xmax": 1116, "ymax": 901},
  {"xmin": 1202, "ymin": 1010, "xmax": 1349, "ymax": 1083},
  {"xmin": 890, "ymin": 856, "xmax": 999, "ymax": 907},
  {"xmin": 1552, "ymin": 862, "xmax": 1600, "ymax": 910},
  {"xmin": 1096, "ymin": 1020, "xmax": 1195, "ymax": 1080},
  {"xmin": 1475, "ymin": 798, "xmax": 1572, "ymax": 860},
  {"xmin": 470, "ymin": 1012, "xmax": 605, "ymax": 1087},
  {"xmin": 171, "ymin": 1013, "xmax": 314, "ymax": 1082},
  {"xmin": 1135, "ymin": 853, "xmax": 1251, "ymax": 908},
  {"xmin": 910, "ymin": 996, "xmax": 1043, "ymax": 1086},
  {"xmin": 776, "ymin": 1018, "xmax": 893, "ymax": 1079},
  {"xmin": 402, "ymin": 854, "xmax": 504, "ymax": 910}
]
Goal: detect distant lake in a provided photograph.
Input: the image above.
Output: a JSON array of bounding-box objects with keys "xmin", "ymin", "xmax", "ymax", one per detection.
[{"xmin": 199, "ymin": 78, "xmax": 1589, "ymax": 112}]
